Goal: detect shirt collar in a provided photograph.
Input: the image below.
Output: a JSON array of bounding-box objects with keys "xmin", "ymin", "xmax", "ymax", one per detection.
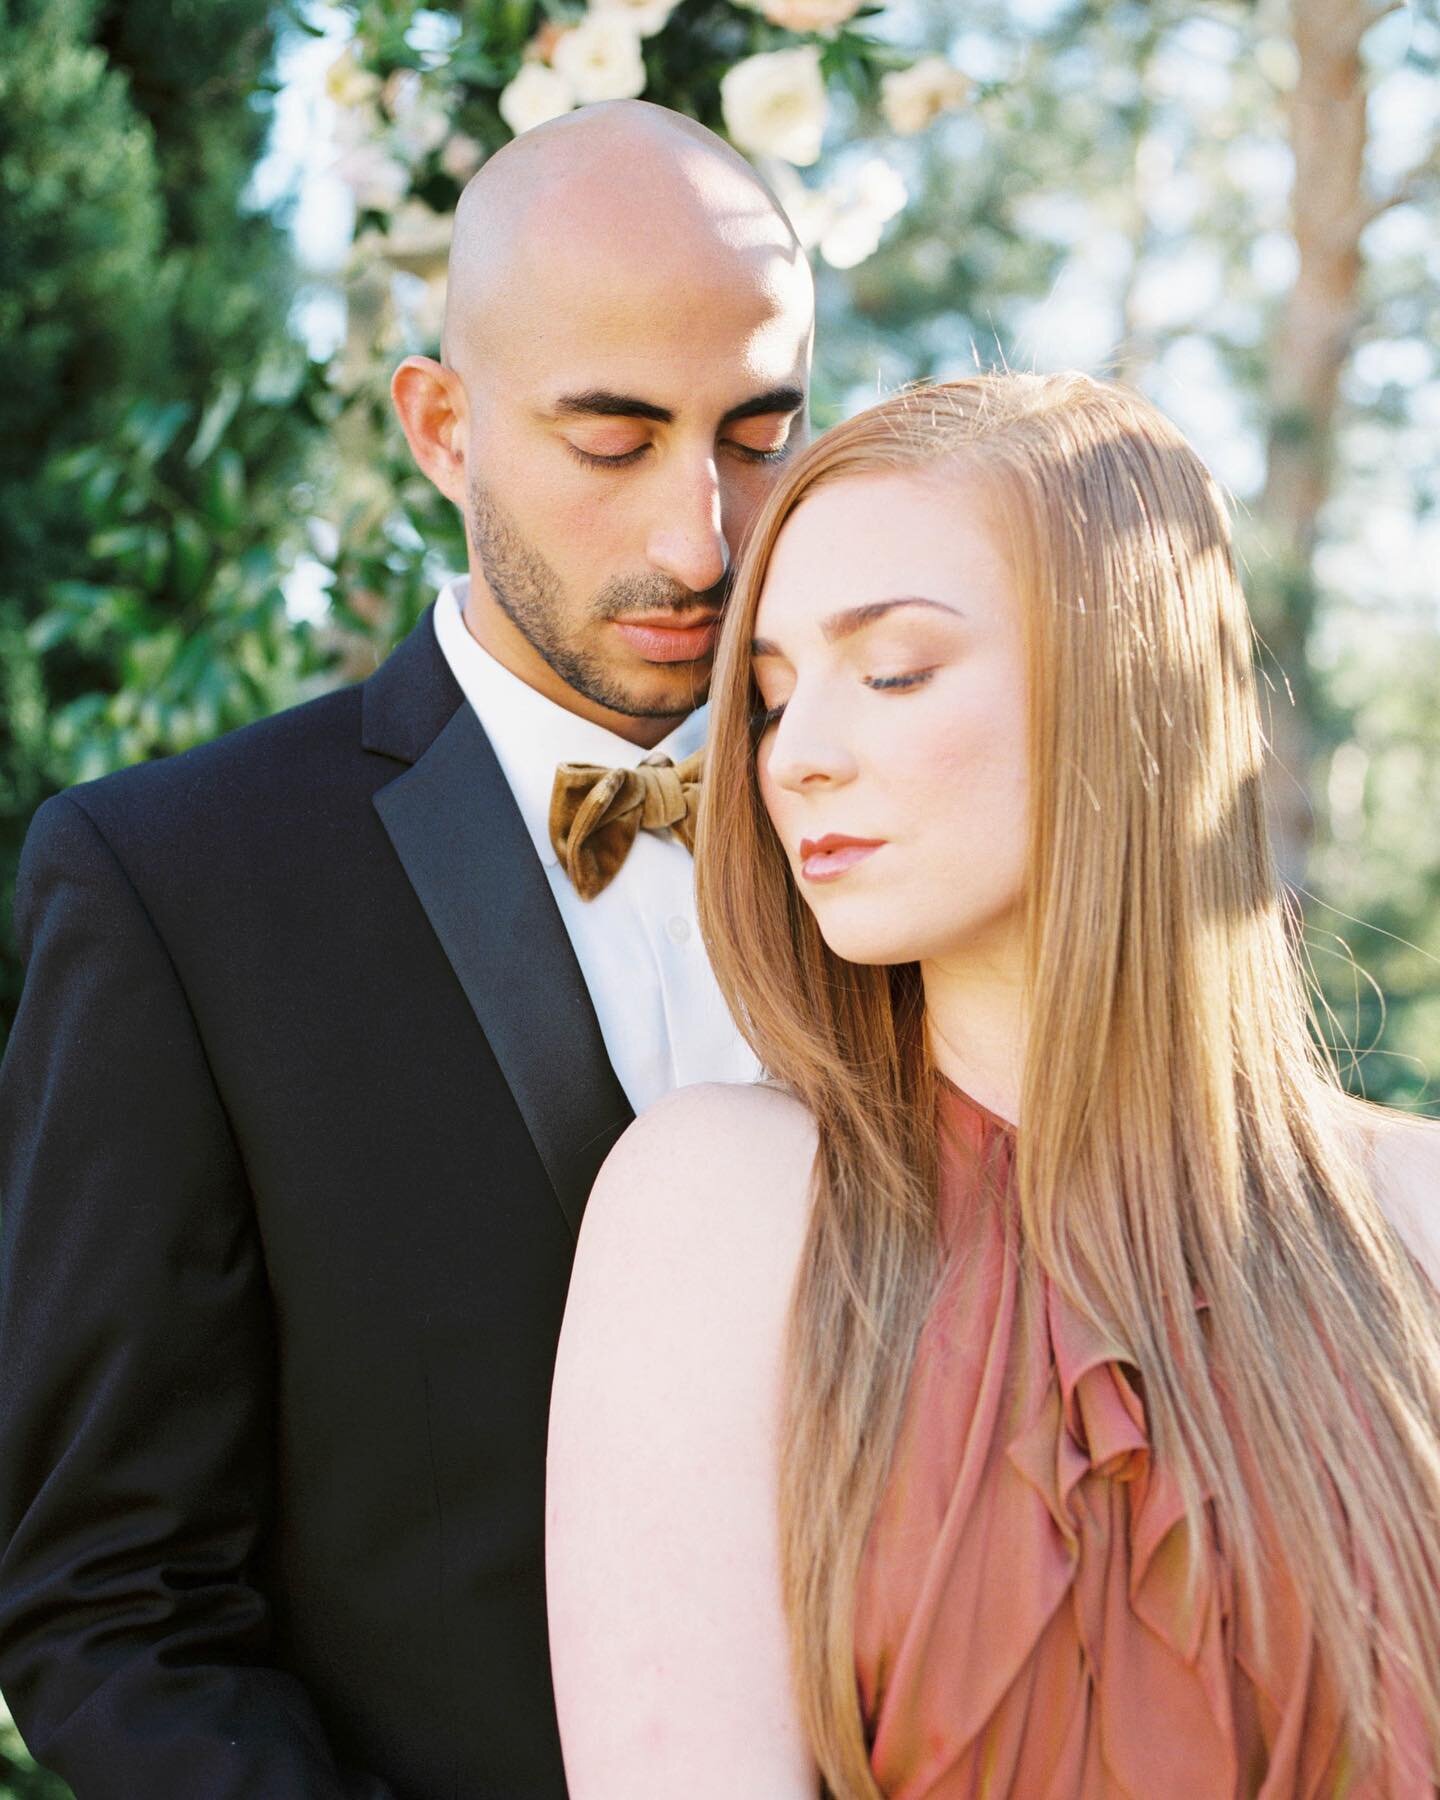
[{"xmin": 431, "ymin": 575, "xmax": 708, "ymax": 869}]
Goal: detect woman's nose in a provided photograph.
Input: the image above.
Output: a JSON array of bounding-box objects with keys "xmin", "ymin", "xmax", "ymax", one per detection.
[{"xmin": 763, "ymin": 693, "xmax": 859, "ymax": 793}]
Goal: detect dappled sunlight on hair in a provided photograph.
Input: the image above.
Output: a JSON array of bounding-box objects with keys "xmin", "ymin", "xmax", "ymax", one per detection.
[{"xmin": 695, "ymin": 371, "xmax": 1440, "ymax": 1797}]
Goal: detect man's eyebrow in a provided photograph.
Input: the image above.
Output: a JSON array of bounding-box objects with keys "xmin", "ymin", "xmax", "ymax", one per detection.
[
  {"xmin": 550, "ymin": 390, "xmax": 673, "ymax": 424},
  {"xmin": 751, "ymin": 596, "xmax": 960, "ymax": 658},
  {"xmin": 547, "ymin": 385, "xmax": 806, "ymax": 428},
  {"xmin": 720, "ymin": 385, "xmax": 806, "ymax": 427}
]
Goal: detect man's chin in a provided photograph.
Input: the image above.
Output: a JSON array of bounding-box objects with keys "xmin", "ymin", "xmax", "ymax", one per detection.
[{"xmin": 612, "ymin": 661, "xmax": 713, "ymax": 720}]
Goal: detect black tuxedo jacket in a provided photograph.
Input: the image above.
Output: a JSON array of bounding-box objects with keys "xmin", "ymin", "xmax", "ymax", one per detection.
[{"xmin": 0, "ymin": 608, "xmax": 635, "ymax": 1797}]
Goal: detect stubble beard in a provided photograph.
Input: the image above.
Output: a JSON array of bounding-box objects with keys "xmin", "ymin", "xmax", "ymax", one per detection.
[{"xmin": 466, "ymin": 475, "xmax": 723, "ymax": 721}]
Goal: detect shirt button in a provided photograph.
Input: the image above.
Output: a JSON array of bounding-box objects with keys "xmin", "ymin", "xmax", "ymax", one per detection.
[{"xmin": 666, "ymin": 915, "xmax": 692, "ymax": 944}]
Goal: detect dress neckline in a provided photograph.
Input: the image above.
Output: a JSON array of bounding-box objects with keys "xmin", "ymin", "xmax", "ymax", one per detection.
[{"xmin": 936, "ymin": 1070, "xmax": 1018, "ymax": 1136}]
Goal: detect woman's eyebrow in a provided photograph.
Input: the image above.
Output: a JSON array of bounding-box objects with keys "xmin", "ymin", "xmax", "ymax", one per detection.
[{"xmin": 751, "ymin": 596, "xmax": 961, "ymax": 658}]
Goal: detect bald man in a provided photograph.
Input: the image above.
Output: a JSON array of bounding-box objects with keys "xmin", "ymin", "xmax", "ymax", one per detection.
[{"xmin": 0, "ymin": 102, "xmax": 814, "ymax": 1799}]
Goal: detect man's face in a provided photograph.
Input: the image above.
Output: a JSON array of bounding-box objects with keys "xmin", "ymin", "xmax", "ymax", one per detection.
[{"xmin": 455, "ymin": 237, "xmax": 813, "ymax": 727}]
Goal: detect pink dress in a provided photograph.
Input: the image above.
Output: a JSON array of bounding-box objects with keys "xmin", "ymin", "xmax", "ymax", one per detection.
[{"xmin": 852, "ymin": 1080, "xmax": 1434, "ymax": 1799}]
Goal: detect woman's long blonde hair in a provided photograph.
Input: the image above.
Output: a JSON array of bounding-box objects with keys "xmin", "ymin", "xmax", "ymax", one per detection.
[{"xmin": 695, "ymin": 373, "xmax": 1440, "ymax": 1797}]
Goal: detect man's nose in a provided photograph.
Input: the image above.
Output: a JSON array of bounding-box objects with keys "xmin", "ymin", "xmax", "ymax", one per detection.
[{"xmin": 645, "ymin": 457, "xmax": 729, "ymax": 596}]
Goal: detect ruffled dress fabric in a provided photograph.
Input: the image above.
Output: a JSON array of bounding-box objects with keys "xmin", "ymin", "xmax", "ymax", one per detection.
[{"xmin": 852, "ymin": 1079, "xmax": 1434, "ymax": 1800}]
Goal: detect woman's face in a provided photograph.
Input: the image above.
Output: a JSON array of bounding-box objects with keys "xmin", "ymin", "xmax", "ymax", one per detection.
[{"xmin": 752, "ymin": 470, "xmax": 1029, "ymax": 969}]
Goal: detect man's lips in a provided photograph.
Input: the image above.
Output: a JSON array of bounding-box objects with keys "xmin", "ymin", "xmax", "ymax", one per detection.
[
  {"xmin": 613, "ymin": 613, "xmax": 720, "ymax": 664},
  {"xmin": 798, "ymin": 835, "xmax": 887, "ymax": 882}
]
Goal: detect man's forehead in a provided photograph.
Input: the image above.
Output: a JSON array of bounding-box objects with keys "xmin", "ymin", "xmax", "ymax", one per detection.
[{"xmin": 487, "ymin": 272, "xmax": 812, "ymax": 417}]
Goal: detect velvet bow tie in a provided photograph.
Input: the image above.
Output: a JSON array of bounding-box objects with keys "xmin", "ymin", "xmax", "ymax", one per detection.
[{"xmin": 548, "ymin": 748, "xmax": 704, "ymax": 901}]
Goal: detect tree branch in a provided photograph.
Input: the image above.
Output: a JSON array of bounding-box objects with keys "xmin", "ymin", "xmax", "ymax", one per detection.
[{"xmin": 1363, "ymin": 145, "xmax": 1440, "ymax": 228}]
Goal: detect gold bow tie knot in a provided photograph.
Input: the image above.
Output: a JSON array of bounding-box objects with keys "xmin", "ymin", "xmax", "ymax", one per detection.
[{"xmin": 549, "ymin": 748, "xmax": 704, "ymax": 900}]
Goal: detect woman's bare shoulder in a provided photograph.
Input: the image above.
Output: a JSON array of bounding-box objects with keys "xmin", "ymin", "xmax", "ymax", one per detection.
[
  {"xmin": 549, "ymin": 1080, "xmax": 823, "ymax": 1797},
  {"xmin": 562, "ymin": 1081, "xmax": 818, "ymax": 1374},
  {"xmin": 606, "ymin": 1077, "xmax": 817, "ymax": 1169},
  {"xmin": 582, "ymin": 1079, "xmax": 818, "ymax": 1256},
  {"xmin": 1363, "ymin": 1104, "xmax": 1440, "ymax": 1291}
]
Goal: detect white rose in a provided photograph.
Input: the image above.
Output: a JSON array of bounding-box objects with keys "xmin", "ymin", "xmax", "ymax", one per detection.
[
  {"xmin": 721, "ymin": 47, "xmax": 827, "ymax": 167},
  {"xmin": 331, "ymin": 97, "xmax": 382, "ymax": 154},
  {"xmin": 763, "ymin": 161, "xmax": 833, "ymax": 252},
  {"xmin": 325, "ymin": 48, "xmax": 381, "ymax": 109},
  {"xmin": 756, "ymin": 0, "xmax": 861, "ymax": 33},
  {"xmin": 333, "ymin": 142, "xmax": 411, "ymax": 212},
  {"xmin": 552, "ymin": 16, "xmax": 648, "ymax": 103},
  {"xmin": 880, "ymin": 56, "xmax": 970, "ymax": 137},
  {"xmin": 589, "ymin": 0, "xmax": 677, "ymax": 39},
  {"xmin": 379, "ymin": 71, "xmax": 452, "ymax": 161},
  {"xmin": 818, "ymin": 159, "xmax": 907, "ymax": 269},
  {"xmin": 440, "ymin": 132, "xmax": 484, "ymax": 182},
  {"xmin": 847, "ymin": 156, "xmax": 908, "ymax": 221},
  {"xmin": 499, "ymin": 62, "xmax": 577, "ymax": 135}
]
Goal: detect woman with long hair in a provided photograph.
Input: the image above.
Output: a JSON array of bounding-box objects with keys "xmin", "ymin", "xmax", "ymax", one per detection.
[{"xmin": 545, "ymin": 373, "xmax": 1440, "ymax": 1798}]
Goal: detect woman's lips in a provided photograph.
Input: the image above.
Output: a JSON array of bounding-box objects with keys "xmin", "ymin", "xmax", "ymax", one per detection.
[
  {"xmin": 613, "ymin": 616, "xmax": 720, "ymax": 664},
  {"xmin": 798, "ymin": 835, "xmax": 886, "ymax": 883}
]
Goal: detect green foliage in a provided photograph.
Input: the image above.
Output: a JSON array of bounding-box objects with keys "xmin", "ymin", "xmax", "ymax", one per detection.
[
  {"xmin": 1307, "ymin": 625, "xmax": 1440, "ymax": 1114},
  {"xmin": 0, "ymin": 9, "xmax": 328, "ymax": 1778},
  {"xmin": 0, "ymin": 1689, "xmax": 70, "ymax": 1796},
  {"xmin": 30, "ymin": 361, "xmax": 336, "ymax": 782},
  {"xmin": 0, "ymin": 1728, "xmax": 71, "ymax": 1800},
  {"xmin": 0, "ymin": 0, "xmax": 327, "ymax": 1035},
  {"xmin": 0, "ymin": 0, "xmax": 166, "ymax": 589}
]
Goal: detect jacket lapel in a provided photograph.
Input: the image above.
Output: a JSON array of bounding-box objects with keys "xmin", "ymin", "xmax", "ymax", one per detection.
[{"xmin": 363, "ymin": 608, "xmax": 633, "ymax": 1236}]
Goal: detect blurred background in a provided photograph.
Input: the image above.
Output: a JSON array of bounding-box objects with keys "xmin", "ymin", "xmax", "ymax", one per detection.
[{"xmin": 0, "ymin": 0, "xmax": 1437, "ymax": 1781}]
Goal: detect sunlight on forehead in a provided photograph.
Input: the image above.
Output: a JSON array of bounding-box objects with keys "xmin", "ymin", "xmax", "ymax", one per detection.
[
  {"xmin": 495, "ymin": 246, "xmax": 811, "ymax": 410},
  {"xmin": 753, "ymin": 472, "xmax": 1004, "ymax": 657}
]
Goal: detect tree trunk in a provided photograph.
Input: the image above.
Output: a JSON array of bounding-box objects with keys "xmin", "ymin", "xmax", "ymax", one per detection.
[{"xmin": 1257, "ymin": 0, "xmax": 1376, "ymax": 887}]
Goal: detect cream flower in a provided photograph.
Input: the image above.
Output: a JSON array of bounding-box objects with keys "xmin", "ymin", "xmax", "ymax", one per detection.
[
  {"xmin": 498, "ymin": 62, "xmax": 577, "ymax": 135},
  {"xmin": 529, "ymin": 20, "xmax": 568, "ymax": 62},
  {"xmin": 767, "ymin": 158, "xmax": 907, "ymax": 268},
  {"xmin": 552, "ymin": 16, "xmax": 648, "ymax": 104},
  {"xmin": 333, "ymin": 142, "xmax": 411, "ymax": 212},
  {"xmin": 383, "ymin": 70, "xmax": 452, "ymax": 161},
  {"xmin": 763, "ymin": 161, "xmax": 832, "ymax": 252},
  {"xmin": 331, "ymin": 97, "xmax": 382, "ymax": 154},
  {"xmin": 589, "ymin": 0, "xmax": 677, "ymax": 39},
  {"xmin": 818, "ymin": 158, "xmax": 907, "ymax": 269},
  {"xmin": 440, "ymin": 133, "xmax": 484, "ymax": 183},
  {"xmin": 880, "ymin": 55, "xmax": 971, "ymax": 137},
  {"xmin": 325, "ymin": 48, "xmax": 381, "ymax": 109},
  {"xmin": 755, "ymin": 0, "xmax": 862, "ymax": 33},
  {"xmin": 720, "ymin": 47, "xmax": 827, "ymax": 167}
]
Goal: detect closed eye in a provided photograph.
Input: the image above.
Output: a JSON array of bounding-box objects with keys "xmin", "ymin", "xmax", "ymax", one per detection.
[
  {"xmin": 752, "ymin": 667, "xmax": 934, "ymax": 733},
  {"xmin": 751, "ymin": 701, "xmax": 787, "ymax": 738},
  {"xmin": 566, "ymin": 439, "xmax": 792, "ymax": 471},
  {"xmin": 566, "ymin": 442, "xmax": 648, "ymax": 469},
  {"xmin": 864, "ymin": 669, "xmax": 937, "ymax": 692}
]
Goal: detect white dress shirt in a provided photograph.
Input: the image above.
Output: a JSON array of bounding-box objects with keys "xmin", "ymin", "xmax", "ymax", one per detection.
[{"xmin": 432, "ymin": 576, "xmax": 761, "ymax": 1115}]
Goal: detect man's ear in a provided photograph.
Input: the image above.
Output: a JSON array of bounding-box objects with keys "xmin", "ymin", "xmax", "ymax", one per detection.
[{"xmin": 391, "ymin": 356, "xmax": 468, "ymax": 507}]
